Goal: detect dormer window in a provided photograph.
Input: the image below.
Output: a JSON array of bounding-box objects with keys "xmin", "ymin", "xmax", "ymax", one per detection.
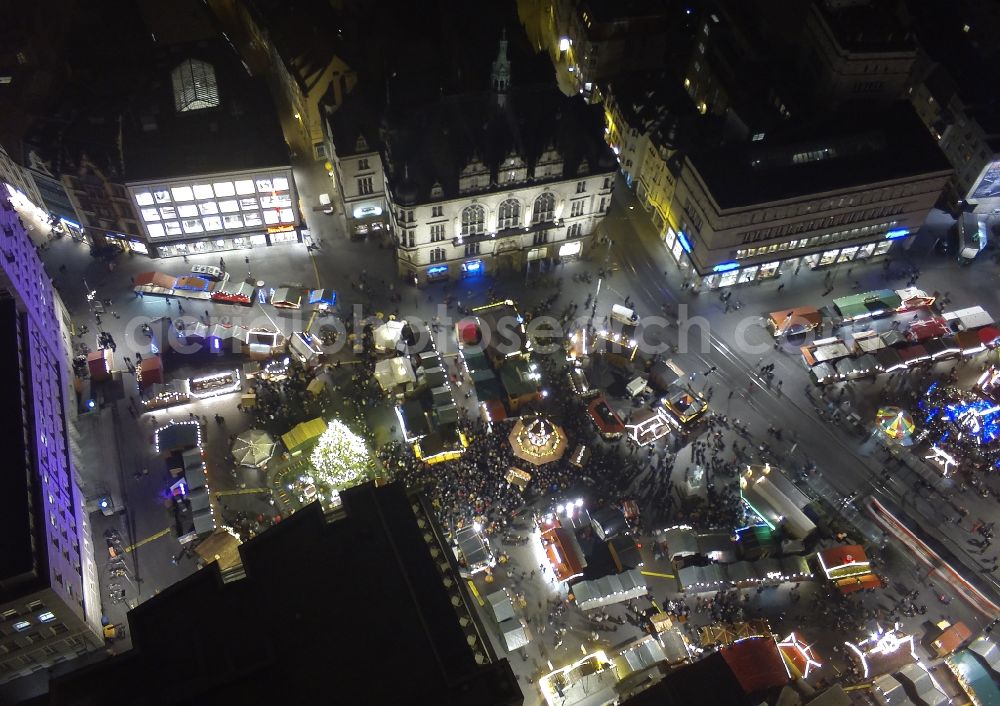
[{"xmin": 430, "ymin": 181, "xmax": 443, "ymax": 198}]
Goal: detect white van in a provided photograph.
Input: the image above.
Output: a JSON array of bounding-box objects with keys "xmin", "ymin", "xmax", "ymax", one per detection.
[{"xmin": 611, "ymin": 304, "xmax": 638, "ymax": 325}]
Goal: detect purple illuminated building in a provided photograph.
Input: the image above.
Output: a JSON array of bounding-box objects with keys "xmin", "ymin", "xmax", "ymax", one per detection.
[{"xmin": 0, "ymin": 194, "xmax": 102, "ymax": 685}]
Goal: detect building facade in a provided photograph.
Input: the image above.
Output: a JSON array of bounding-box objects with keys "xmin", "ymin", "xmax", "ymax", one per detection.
[
  {"xmin": 62, "ymin": 155, "xmax": 145, "ymax": 253},
  {"xmin": 126, "ymin": 167, "xmax": 299, "ymax": 258},
  {"xmin": 383, "ymin": 35, "xmax": 616, "ymax": 285},
  {"xmin": 238, "ymin": 0, "xmax": 357, "ymax": 160},
  {"xmin": 909, "ymin": 63, "xmax": 999, "ymax": 213},
  {"xmin": 323, "ymin": 89, "xmax": 389, "ymax": 239},
  {"xmin": 0, "ymin": 194, "xmax": 103, "ymax": 685},
  {"xmin": 632, "ymin": 103, "xmax": 951, "ymax": 288},
  {"xmin": 0, "ymin": 141, "xmax": 42, "ymax": 208}
]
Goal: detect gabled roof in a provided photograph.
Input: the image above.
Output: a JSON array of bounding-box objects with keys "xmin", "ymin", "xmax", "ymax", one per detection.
[{"xmin": 384, "ymin": 87, "xmax": 615, "ymax": 205}]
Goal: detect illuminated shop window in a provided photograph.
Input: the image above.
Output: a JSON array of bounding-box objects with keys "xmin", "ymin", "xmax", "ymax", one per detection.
[
  {"xmin": 239, "ymin": 197, "xmax": 258, "ymax": 211},
  {"xmin": 171, "ymin": 186, "xmax": 194, "ymax": 201},
  {"xmin": 178, "ymin": 204, "xmax": 198, "ymax": 218},
  {"xmin": 154, "ymin": 190, "xmax": 171, "ymax": 204},
  {"xmin": 159, "ymin": 206, "xmax": 176, "ymax": 219},
  {"xmin": 198, "ymin": 202, "xmax": 218, "ymax": 215},
  {"xmin": 38, "ymin": 612, "xmax": 55, "ymax": 623},
  {"xmin": 141, "ymin": 208, "xmax": 160, "ymax": 222},
  {"xmin": 264, "ymin": 210, "xmax": 280, "ymax": 225},
  {"xmin": 218, "ymin": 199, "xmax": 239, "ymax": 213},
  {"xmin": 164, "ymin": 221, "xmax": 182, "ymax": 236},
  {"xmin": 135, "ymin": 192, "xmax": 154, "ymax": 206},
  {"xmin": 192, "ymin": 184, "xmax": 214, "ymax": 199},
  {"xmin": 147, "ymin": 223, "xmax": 165, "ymax": 238},
  {"xmin": 13, "ymin": 621, "xmax": 31, "ymax": 632},
  {"xmin": 279, "ymin": 208, "xmax": 294, "ymax": 223},
  {"xmin": 243, "ymin": 212, "xmax": 263, "ymax": 226},
  {"xmin": 203, "ymin": 216, "xmax": 223, "ymax": 231},
  {"xmin": 255, "ymin": 178, "xmax": 273, "ymax": 191},
  {"xmin": 273, "ymin": 176, "xmax": 289, "ymax": 191},
  {"xmin": 213, "ymin": 182, "xmax": 235, "ymax": 197},
  {"xmin": 223, "ymin": 215, "xmax": 243, "ymax": 229},
  {"xmin": 182, "ymin": 219, "xmax": 204, "ymax": 234},
  {"xmin": 235, "ymin": 180, "xmax": 255, "ymax": 195}
]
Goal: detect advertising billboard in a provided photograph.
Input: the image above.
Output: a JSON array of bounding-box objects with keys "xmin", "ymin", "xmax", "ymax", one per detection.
[{"xmin": 969, "ymin": 159, "xmax": 1000, "ymax": 202}]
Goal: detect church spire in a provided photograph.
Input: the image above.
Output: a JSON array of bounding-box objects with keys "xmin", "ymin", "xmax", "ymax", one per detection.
[{"xmin": 491, "ymin": 28, "xmax": 511, "ymax": 107}]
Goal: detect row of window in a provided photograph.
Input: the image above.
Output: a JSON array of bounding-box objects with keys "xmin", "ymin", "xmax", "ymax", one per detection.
[
  {"xmin": 735, "ymin": 220, "xmax": 897, "ymax": 259},
  {"xmin": 140, "ymin": 193, "xmax": 292, "ymax": 221},
  {"xmin": 145, "ymin": 209, "xmax": 295, "ymax": 238},
  {"xmin": 739, "ymin": 204, "xmax": 905, "ymax": 244},
  {"xmin": 135, "ymin": 177, "xmax": 289, "ymax": 206},
  {"xmin": 425, "ymin": 224, "xmax": 585, "ymax": 263}
]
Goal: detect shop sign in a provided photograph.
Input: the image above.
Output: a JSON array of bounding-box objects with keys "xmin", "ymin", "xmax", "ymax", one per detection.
[
  {"xmin": 267, "ymin": 225, "xmax": 295, "ymax": 234},
  {"xmin": 462, "ymin": 259, "xmax": 483, "ymax": 274},
  {"xmin": 353, "ymin": 205, "xmax": 383, "ymax": 219}
]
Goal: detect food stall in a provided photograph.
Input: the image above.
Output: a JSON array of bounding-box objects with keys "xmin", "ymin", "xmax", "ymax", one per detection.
[
  {"xmin": 767, "ymin": 307, "xmax": 822, "ymax": 337},
  {"xmin": 588, "ymin": 396, "xmax": 625, "ymax": 439},
  {"xmin": 271, "ymin": 287, "xmax": 302, "ymax": 309},
  {"xmin": 245, "ymin": 329, "xmax": 285, "ymax": 360},
  {"xmin": 211, "ymin": 279, "xmax": 255, "ymax": 305},
  {"xmin": 188, "ymin": 369, "xmax": 241, "ymax": 399},
  {"xmin": 504, "ymin": 467, "xmax": 532, "ymax": 490},
  {"xmin": 307, "ymin": 288, "xmax": 337, "ymax": 311},
  {"xmin": 626, "ymin": 407, "xmax": 673, "ymax": 446},
  {"xmin": 290, "ymin": 331, "xmax": 325, "ymax": 368}
]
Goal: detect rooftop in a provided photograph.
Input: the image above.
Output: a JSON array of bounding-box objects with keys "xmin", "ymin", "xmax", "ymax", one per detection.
[
  {"xmin": 47, "ymin": 483, "xmax": 520, "ymax": 704},
  {"xmin": 243, "ymin": 0, "xmax": 353, "ymax": 94},
  {"xmin": 687, "ymin": 101, "xmax": 952, "ymax": 209},
  {"xmin": 121, "ymin": 36, "xmax": 289, "ymax": 182},
  {"xmin": 384, "ymin": 86, "xmax": 615, "ymax": 205},
  {"xmin": 0, "ymin": 297, "xmax": 42, "ymax": 598},
  {"xmin": 813, "ymin": 0, "xmax": 916, "ymax": 54}
]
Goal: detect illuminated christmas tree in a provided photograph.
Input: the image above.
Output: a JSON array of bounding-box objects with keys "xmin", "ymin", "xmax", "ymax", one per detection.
[{"xmin": 310, "ymin": 419, "xmax": 370, "ymax": 489}]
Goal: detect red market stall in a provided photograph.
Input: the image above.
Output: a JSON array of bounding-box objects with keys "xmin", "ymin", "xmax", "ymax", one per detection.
[
  {"xmin": 87, "ymin": 349, "xmax": 113, "ymax": 381},
  {"xmin": 136, "ymin": 355, "xmax": 163, "ymax": 389},
  {"xmin": 588, "ymin": 396, "xmax": 625, "ymax": 439},
  {"xmin": 906, "ymin": 317, "xmax": 950, "ymax": 343},
  {"xmin": 540, "ymin": 524, "xmax": 586, "ymax": 583}
]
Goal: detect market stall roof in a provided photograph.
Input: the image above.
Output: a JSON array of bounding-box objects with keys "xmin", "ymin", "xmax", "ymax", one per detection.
[
  {"xmin": 373, "ymin": 320, "xmax": 406, "ymax": 352},
  {"xmin": 399, "ymin": 400, "xmax": 431, "ymax": 439},
  {"xmin": 978, "ymin": 326, "xmax": 1000, "ymax": 347},
  {"xmin": 818, "ymin": 544, "xmax": 869, "ymax": 575},
  {"xmin": 588, "ymin": 396, "xmax": 625, "ymax": 434},
  {"xmin": 135, "ymin": 271, "xmax": 177, "ymax": 290},
  {"xmin": 932, "ymin": 622, "xmax": 972, "ymax": 657},
  {"xmin": 232, "ymin": 429, "xmax": 277, "ymax": 468},
  {"xmin": 281, "ymin": 417, "xmax": 327, "ymax": 453},
  {"xmin": 769, "ymin": 307, "xmax": 822, "ymax": 335},
  {"xmin": 658, "ymin": 629, "xmax": 690, "ymax": 665},
  {"xmin": 487, "ymin": 589, "xmax": 516, "ymax": 623},
  {"xmin": 499, "ymin": 619, "xmax": 529, "ymax": 652},
  {"xmin": 542, "ymin": 526, "xmax": 586, "ymax": 582},
  {"xmin": 809, "ymin": 362, "xmax": 837, "ymax": 383},
  {"xmin": 898, "ymin": 344, "xmax": 930, "ymax": 364},
  {"xmin": 456, "ymin": 525, "xmax": 492, "ymax": 570},
  {"xmin": 374, "ymin": 356, "xmax": 417, "ymax": 391},
  {"xmin": 873, "ymin": 347, "xmax": 905, "ymax": 372},
  {"xmin": 906, "ymin": 317, "xmax": 950, "ymax": 342},
  {"xmin": 608, "ymin": 536, "xmax": 642, "ymax": 572},
  {"xmin": 614, "ymin": 637, "xmax": 668, "ymax": 678},
  {"xmin": 572, "ymin": 569, "xmax": 647, "ymax": 610},
  {"xmin": 948, "ymin": 650, "xmax": 1000, "ymax": 706},
  {"xmin": 967, "ymin": 635, "xmax": 1000, "ymax": 671},
  {"xmin": 896, "ymin": 663, "xmax": 949, "ymax": 706},
  {"xmin": 833, "ymin": 289, "xmax": 902, "ymax": 319},
  {"xmin": 873, "ymin": 674, "xmax": 911, "ymax": 706},
  {"xmin": 896, "ymin": 287, "xmax": 935, "ymax": 310},
  {"xmin": 155, "ymin": 422, "xmax": 201, "ymax": 453},
  {"xmin": 943, "ymin": 305, "xmax": 994, "ymax": 331},
  {"xmin": 880, "ymin": 330, "xmax": 908, "ymax": 347},
  {"xmin": 193, "ymin": 529, "xmax": 242, "ymax": 573},
  {"xmin": 185, "ymin": 464, "xmax": 207, "ymax": 491},
  {"xmin": 719, "ymin": 637, "xmax": 790, "ymax": 696},
  {"xmin": 136, "ymin": 356, "xmax": 163, "ymax": 390},
  {"xmin": 192, "ymin": 508, "xmax": 216, "ymax": 536},
  {"xmin": 954, "ymin": 329, "xmax": 984, "ymax": 353},
  {"xmin": 271, "ymin": 287, "xmax": 301, "ymax": 307},
  {"xmin": 188, "ymin": 487, "xmax": 211, "ymax": 513},
  {"xmin": 923, "ymin": 337, "xmax": 957, "ymax": 359},
  {"xmin": 209, "ymin": 323, "xmax": 238, "ymax": 340}
]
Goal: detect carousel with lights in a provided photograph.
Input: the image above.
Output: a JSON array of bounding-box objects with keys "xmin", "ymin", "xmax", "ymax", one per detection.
[
  {"xmin": 508, "ymin": 416, "xmax": 568, "ymax": 466},
  {"xmin": 916, "ymin": 381, "xmax": 1000, "ymax": 474}
]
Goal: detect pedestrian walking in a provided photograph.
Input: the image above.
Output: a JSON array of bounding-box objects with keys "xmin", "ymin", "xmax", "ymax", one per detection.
[{"xmin": 777, "ymin": 283, "xmax": 785, "ymax": 292}]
